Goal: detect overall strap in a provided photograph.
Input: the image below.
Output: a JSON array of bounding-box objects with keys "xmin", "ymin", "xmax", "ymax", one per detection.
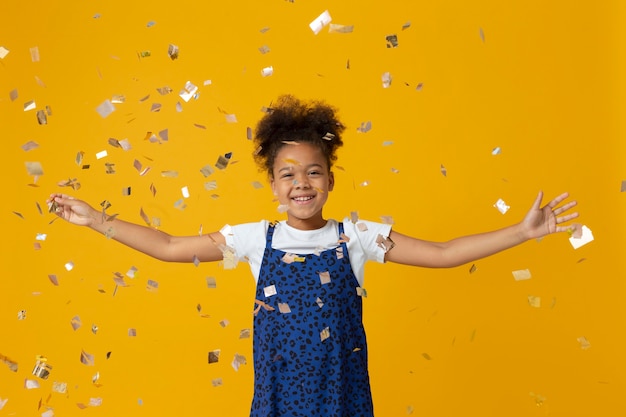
[{"xmin": 265, "ymin": 221, "xmax": 278, "ymax": 249}]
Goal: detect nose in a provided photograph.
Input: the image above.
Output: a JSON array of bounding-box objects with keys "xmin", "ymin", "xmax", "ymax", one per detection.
[{"xmin": 294, "ymin": 173, "xmax": 311, "ymax": 189}]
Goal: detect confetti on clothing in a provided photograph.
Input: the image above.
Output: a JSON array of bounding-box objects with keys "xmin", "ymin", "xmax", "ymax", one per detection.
[{"xmin": 251, "ymin": 222, "xmax": 373, "ymax": 416}]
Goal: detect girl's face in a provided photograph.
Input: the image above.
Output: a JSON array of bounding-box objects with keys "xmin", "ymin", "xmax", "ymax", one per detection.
[{"xmin": 270, "ymin": 142, "xmax": 334, "ymax": 230}]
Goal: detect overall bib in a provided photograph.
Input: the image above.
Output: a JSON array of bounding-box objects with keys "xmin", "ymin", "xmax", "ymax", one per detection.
[{"xmin": 250, "ymin": 222, "xmax": 374, "ymax": 417}]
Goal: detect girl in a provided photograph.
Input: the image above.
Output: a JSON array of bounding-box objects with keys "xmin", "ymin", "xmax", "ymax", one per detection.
[{"xmin": 48, "ymin": 95, "xmax": 578, "ymax": 417}]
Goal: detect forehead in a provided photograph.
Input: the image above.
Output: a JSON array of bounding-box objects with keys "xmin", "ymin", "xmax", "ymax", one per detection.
[{"xmin": 273, "ymin": 143, "xmax": 328, "ymax": 170}]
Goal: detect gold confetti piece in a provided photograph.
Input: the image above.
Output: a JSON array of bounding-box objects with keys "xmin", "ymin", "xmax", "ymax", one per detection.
[
  {"xmin": 319, "ymin": 271, "xmax": 331, "ymax": 285},
  {"xmin": 24, "ymin": 100, "xmax": 36, "ymax": 111},
  {"xmin": 469, "ymin": 264, "xmax": 477, "ymax": 274},
  {"xmin": 491, "ymin": 146, "xmax": 501, "ymax": 155},
  {"xmin": 89, "ymin": 398, "xmax": 103, "ymax": 407},
  {"xmin": 36, "ymin": 110, "xmax": 47, "ymax": 124},
  {"xmin": 282, "ymin": 253, "xmax": 305, "ymax": 264},
  {"xmin": 150, "ymin": 103, "xmax": 161, "ymax": 112},
  {"xmin": 25, "ymin": 161, "xmax": 44, "ymax": 176},
  {"xmin": 30, "ymin": 46, "xmax": 39, "ymax": 62},
  {"xmin": 146, "ymin": 280, "xmax": 158, "ymax": 292},
  {"xmin": 357, "ymin": 121, "xmax": 372, "ymax": 133},
  {"xmin": 621, "ymin": 180, "xmax": 626, "ymax": 192},
  {"xmin": 310, "ymin": 10, "xmax": 332, "ymax": 34},
  {"xmin": 71, "ymin": 316, "xmax": 81, "ymax": 331},
  {"xmin": 382, "ymin": 72, "xmax": 392, "ymax": 88},
  {"xmin": 529, "ymin": 392, "xmax": 546, "ymax": 407},
  {"xmin": 18, "ymin": 310, "xmax": 26, "ymax": 320},
  {"xmin": 0, "ymin": 46, "xmax": 9, "ymax": 59},
  {"xmin": 21, "ymin": 140, "xmax": 38, "ymax": 151},
  {"xmin": 208, "ymin": 350, "xmax": 220, "ymax": 364},
  {"xmin": 416, "ymin": 82, "xmax": 424, "ymax": 91},
  {"xmin": 1, "ymin": 353, "xmax": 18, "ymax": 372},
  {"xmin": 211, "ymin": 378, "xmax": 223, "ymax": 387},
  {"xmin": 336, "ymin": 246, "xmax": 343, "ymax": 259},
  {"xmin": 440, "ymin": 164, "xmax": 447, "ymax": 177},
  {"xmin": 96, "ymin": 99, "xmax": 115, "ymax": 118},
  {"xmin": 92, "ymin": 324, "xmax": 99, "ymax": 335},
  {"xmin": 261, "ymin": 66, "xmax": 274, "ymax": 77},
  {"xmin": 338, "ymin": 233, "xmax": 350, "ymax": 243},
  {"xmin": 479, "ymin": 27, "xmax": 486, "ymax": 42},
  {"xmin": 206, "ymin": 277, "xmax": 217, "ymax": 288},
  {"xmin": 111, "ymin": 94, "xmax": 125, "ymax": 104},
  {"xmin": 569, "ymin": 225, "xmax": 594, "ymax": 249},
  {"xmin": 278, "ymin": 303, "xmax": 292, "ymax": 314},
  {"xmin": 74, "ymin": 151, "xmax": 84, "ymax": 165},
  {"xmin": 357, "ymin": 222, "xmax": 368, "ymax": 232},
  {"xmin": 80, "ymin": 350, "xmax": 95, "ymax": 366},
  {"xmin": 264, "ymin": 284, "xmax": 277, "ymax": 297},
  {"xmin": 52, "ymin": 381, "xmax": 67, "ymax": 394},
  {"xmin": 277, "ymin": 204, "xmax": 289, "ymax": 213},
  {"xmin": 577, "ymin": 336, "xmax": 591, "ymax": 349},
  {"xmin": 493, "ymin": 198, "xmax": 510, "ymax": 214},
  {"xmin": 168, "ymin": 44, "xmax": 179, "ymax": 60},
  {"xmin": 422, "ymin": 352, "xmax": 432, "ymax": 360},
  {"xmin": 32, "ymin": 356, "xmax": 52, "ymax": 379},
  {"xmin": 239, "ymin": 329, "xmax": 250, "ymax": 339},
  {"xmin": 320, "ymin": 327, "xmax": 330, "ymax": 342},
  {"xmin": 258, "ymin": 45, "xmax": 270, "ymax": 54},
  {"xmin": 316, "ymin": 297, "xmax": 324, "ymax": 308},
  {"xmin": 376, "ymin": 234, "xmax": 395, "ymax": 252},
  {"xmin": 253, "ymin": 299, "xmax": 276, "ymax": 315},
  {"xmin": 356, "ymin": 287, "xmax": 367, "ymax": 297},
  {"xmin": 386, "ymin": 34, "xmax": 399, "ymax": 48},
  {"xmin": 215, "ymin": 152, "xmax": 232, "ymax": 170},
  {"xmin": 512, "ymin": 269, "xmax": 532, "ymax": 281},
  {"xmin": 138, "ymin": 50, "xmax": 151, "ymax": 58},
  {"xmin": 179, "ymin": 81, "xmax": 198, "ymax": 102},
  {"xmin": 128, "ymin": 328, "xmax": 137, "ymax": 337},
  {"xmin": 402, "ymin": 21, "xmax": 412, "ymax": 30},
  {"xmin": 96, "ymin": 150, "xmax": 108, "ymax": 159},
  {"xmin": 24, "ymin": 379, "xmax": 40, "ymax": 389},
  {"xmin": 231, "ymin": 353, "xmax": 247, "ymax": 371},
  {"xmin": 9, "ymin": 88, "xmax": 18, "ymax": 101},
  {"xmin": 407, "ymin": 405, "xmax": 414, "ymax": 414},
  {"xmin": 328, "ymin": 23, "xmax": 354, "ymax": 33},
  {"xmin": 380, "ymin": 215, "xmax": 394, "ymax": 225},
  {"xmin": 48, "ymin": 274, "xmax": 58, "ymax": 285},
  {"xmin": 527, "ymin": 295, "xmax": 541, "ymax": 308},
  {"xmin": 225, "ymin": 113, "xmax": 237, "ymax": 123}
]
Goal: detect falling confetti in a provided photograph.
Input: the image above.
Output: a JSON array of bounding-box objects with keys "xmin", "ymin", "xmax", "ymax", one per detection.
[
  {"xmin": 512, "ymin": 269, "xmax": 532, "ymax": 281},
  {"xmin": 309, "ymin": 10, "xmax": 332, "ymax": 35},
  {"xmin": 493, "ymin": 198, "xmax": 510, "ymax": 214},
  {"xmin": 569, "ymin": 225, "xmax": 594, "ymax": 249}
]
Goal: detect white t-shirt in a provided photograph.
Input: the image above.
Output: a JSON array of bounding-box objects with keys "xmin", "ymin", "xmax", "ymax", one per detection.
[{"xmin": 220, "ymin": 218, "xmax": 392, "ymax": 286}]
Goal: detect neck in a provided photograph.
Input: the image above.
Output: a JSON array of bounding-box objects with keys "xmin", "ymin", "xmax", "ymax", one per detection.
[{"xmin": 286, "ymin": 217, "xmax": 327, "ymax": 231}]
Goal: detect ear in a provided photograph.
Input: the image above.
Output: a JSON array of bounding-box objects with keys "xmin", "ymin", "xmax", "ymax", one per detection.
[{"xmin": 328, "ymin": 171, "xmax": 335, "ymax": 192}]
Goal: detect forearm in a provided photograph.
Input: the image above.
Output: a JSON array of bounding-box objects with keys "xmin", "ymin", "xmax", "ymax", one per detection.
[
  {"xmin": 88, "ymin": 214, "xmax": 179, "ymax": 261},
  {"xmin": 439, "ymin": 223, "xmax": 528, "ymax": 267}
]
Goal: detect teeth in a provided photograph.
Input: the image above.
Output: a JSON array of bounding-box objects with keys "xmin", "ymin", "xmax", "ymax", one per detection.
[{"xmin": 293, "ymin": 196, "xmax": 313, "ymax": 201}]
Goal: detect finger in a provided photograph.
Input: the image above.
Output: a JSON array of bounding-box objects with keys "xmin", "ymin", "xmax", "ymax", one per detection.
[
  {"xmin": 546, "ymin": 192, "xmax": 570, "ymax": 209},
  {"xmin": 553, "ymin": 200, "xmax": 577, "ymax": 216},
  {"xmin": 556, "ymin": 212, "xmax": 579, "ymax": 224},
  {"xmin": 531, "ymin": 190, "xmax": 544, "ymax": 210}
]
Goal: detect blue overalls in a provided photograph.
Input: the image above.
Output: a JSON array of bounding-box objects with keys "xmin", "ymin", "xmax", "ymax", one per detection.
[{"xmin": 250, "ymin": 222, "xmax": 374, "ymax": 417}]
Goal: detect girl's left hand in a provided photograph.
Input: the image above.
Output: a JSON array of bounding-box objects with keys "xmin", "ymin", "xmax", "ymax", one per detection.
[{"xmin": 521, "ymin": 191, "xmax": 579, "ymax": 240}]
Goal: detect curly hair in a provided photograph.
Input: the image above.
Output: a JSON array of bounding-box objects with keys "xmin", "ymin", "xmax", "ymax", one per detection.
[{"xmin": 253, "ymin": 95, "xmax": 345, "ymax": 177}]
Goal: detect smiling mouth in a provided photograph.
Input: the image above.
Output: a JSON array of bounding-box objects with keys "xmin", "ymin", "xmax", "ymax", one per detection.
[{"xmin": 292, "ymin": 195, "xmax": 314, "ymax": 203}]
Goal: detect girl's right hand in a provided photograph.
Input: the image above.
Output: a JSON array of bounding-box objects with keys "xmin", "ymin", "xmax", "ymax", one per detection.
[{"xmin": 46, "ymin": 193, "xmax": 99, "ymax": 227}]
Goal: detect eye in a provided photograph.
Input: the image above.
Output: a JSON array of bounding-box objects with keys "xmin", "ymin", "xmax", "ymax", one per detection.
[{"xmin": 308, "ymin": 170, "xmax": 321, "ymax": 176}]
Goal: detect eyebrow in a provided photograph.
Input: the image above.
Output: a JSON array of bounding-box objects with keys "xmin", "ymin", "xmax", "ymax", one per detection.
[{"xmin": 277, "ymin": 163, "xmax": 324, "ymax": 173}]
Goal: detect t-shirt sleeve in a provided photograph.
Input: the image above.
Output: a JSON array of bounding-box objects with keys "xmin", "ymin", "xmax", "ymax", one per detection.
[
  {"xmin": 343, "ymin": 217, "xmax": 392, "ymax": 264},
  {"xmin": 219, "ymin": 221, "xmax": 268, "ymax": 279}
]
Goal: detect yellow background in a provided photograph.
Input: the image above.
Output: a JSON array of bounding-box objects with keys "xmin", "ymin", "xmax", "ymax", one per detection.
[{"xmin": 1, "ymin": 0, "xmax": 625, "ymax": 416}]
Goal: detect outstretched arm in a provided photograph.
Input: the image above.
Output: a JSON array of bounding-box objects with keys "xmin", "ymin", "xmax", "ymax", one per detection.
[
  {"xmin": 385, "ymin": 191, "xmax": 579, "ymax": 268},
  {"xmin": 47, "ymin": 193, "xmax": 226, "ymax": 263}
]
